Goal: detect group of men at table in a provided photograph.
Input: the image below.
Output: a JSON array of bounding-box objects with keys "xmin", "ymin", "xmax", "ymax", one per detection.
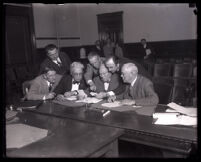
[{"xmin": 25, "ymin": 43, "xmax": 159, "ymax": 106}]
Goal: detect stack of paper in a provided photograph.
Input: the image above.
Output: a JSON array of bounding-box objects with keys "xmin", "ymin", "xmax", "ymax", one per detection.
[
  {"xmin": 76, "ymin": 97, "xmax": 102, "ymax": 104},
  {"xmin": 153, "ymin": 102, "xmax": 197, "ymax": 126}
]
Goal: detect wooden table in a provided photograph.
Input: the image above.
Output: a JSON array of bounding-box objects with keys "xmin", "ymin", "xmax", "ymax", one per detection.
[
  {"xmin": 6, "ymin": 111, "xmax": 123, "ymax": 158},
  {"xmin": 8, "ymin": 100, "xmax": 197, "ymax": 158}
]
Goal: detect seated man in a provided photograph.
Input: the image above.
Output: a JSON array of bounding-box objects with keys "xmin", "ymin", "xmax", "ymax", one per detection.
[
  {"xmin": 84, "ymin": 51, "xmax": 105, "ymax": 91},
  {"xmin": 39, "ymin": 44, "xmax": 71, "ymax": 75},
  {"xmin": 53, "ymin": 62, "xmax": 87, "ymax": 101},
  {"xmin": 92, "ymin": 64, "xmax": 125, "ymax": 101},
  {"xmin": 105, "ymin": 55, "xmax": 152, "ymax": 80},
  {"xmin": 117, "ymin": 63, "xmax": 159, "ymax": 106},
  {"xmin": 26, "ymin": 67, "xmax": 62, "ymax": 100}
]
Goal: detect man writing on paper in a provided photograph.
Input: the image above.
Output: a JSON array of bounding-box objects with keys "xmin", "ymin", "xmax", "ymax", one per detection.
[
  {"xmin": 54, "ymin": 62, "xmax": 88, "ymax": 101},
  {"xmin": 92, "ymin": 64, "xmax": 125, "ymax": 101},
  {"xmin": 26, "ymin": 67, "xmax": 62, "ymax": 100},
  {"xmin": 117, "ymin": 63, "xmax": 159, "ymax": 106}
]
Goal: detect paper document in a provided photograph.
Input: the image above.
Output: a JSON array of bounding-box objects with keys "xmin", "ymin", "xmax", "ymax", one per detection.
[
  {"xmin": 153, "ymin": 112, "xmax": 197, "ymax": 126},
  {"xmin": 167, "ymin": 102, "xmax": 197, "ymax": 117},
  {"xmin": 65, "ymin": 96, "xmax": 77, "ymax": 101},
  {"xmin": 6, "ymin": 110, "xmax": 18, "ymax": 120},
  {"xmin": 102, "ymin": 101, "xmax": 121, "ymax": 108},
  {"xmin": 6, "ymin": 124, "xmax": 48, "ymax": 149},
  {"xmin": 76, "ymin": 97, "xmax": 102, "ymax": 104}
]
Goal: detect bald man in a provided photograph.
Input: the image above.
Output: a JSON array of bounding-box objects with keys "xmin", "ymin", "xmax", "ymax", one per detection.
[
  {"xmin": 92, "ymin": 64, "xmax": 125, "ymax": 101},
  {"xmin": 118, "ymin": 63, "xmax": 159, "ymax": 106}
]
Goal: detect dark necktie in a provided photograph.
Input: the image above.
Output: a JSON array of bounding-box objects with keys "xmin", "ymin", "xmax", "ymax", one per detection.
[{"xmin": 49, "ymin": 83, "xmax": 53, "ymax": 92}]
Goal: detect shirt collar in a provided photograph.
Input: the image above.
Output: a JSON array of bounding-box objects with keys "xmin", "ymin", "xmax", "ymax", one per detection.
[{"xmin": 131, "ymin": 76, "xmax": 137, "ymax": 87}]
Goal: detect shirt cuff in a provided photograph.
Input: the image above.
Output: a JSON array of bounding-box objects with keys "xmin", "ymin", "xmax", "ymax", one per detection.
[
  {"xmin": 107, "ymin": 91, "xmax": 115, "ymax": 96},
  {"xmin": 43, "ymin": 95, "xmax": 46, "ymax": 100},
  {"xmin": 87, "ymin": 80, "xmax": 93, "ymax": 84}
]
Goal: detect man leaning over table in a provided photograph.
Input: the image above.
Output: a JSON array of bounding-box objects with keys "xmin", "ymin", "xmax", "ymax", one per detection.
[
  {"xmin": 92, "ymin": 64, "xmax": 125, "ymax": 101},
  {"xmin": 53, "ymin": 62, "xmax": 88, "ymax": 101},
  {"xmin": 26, "ymin": 67, "xmax": 62, "ymax": 100},
  {"xmin": 115, "ymin": 63, "xmax": 159, "ymax": 106}
]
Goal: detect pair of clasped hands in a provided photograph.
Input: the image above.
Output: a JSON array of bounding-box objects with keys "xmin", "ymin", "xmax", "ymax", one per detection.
[
  {"xmin": 89, "ymin": 82, "xmax": 135, "ymax": 105},
  {"xmin": 56, "ymin": 90, "xmax": 87, "ymax": 101}
]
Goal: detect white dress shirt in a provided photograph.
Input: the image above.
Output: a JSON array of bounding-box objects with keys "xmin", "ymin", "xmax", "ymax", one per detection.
[{"xmin": 71, "ymin": 79, "xmax": 80, "ymax": 91}]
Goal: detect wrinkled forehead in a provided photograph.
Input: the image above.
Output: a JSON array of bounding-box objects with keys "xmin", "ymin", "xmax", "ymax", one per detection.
[
  {"xmin": 72, "ymin": 67, "xmax": 83, "ymax": 74},
  {"xmin": 99, "ymin": 66, "xmax": 108, "ymax": 74},
  {"xmin": 47, "ymin": 70, "xmax": 56, "ymax": 76},
  {"xmin": 47, "ymin": 48, "xmax": 58, "ymax": 55},
  {"xmin": 89, "ymin": 56, "xmax": 99, "ymax": 62},
  {"xmin": 106, "ymin": 59, "xmax": 116, "ymax": 66}
]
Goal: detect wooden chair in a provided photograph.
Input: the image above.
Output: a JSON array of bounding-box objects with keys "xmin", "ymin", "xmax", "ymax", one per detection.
[{"xmin": 153, "ymin": 63, "xmax": 172, "ymax": 77}]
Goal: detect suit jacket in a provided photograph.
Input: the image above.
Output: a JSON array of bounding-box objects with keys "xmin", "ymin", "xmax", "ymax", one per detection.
[
  {"xmin": 39, "ymin": 51, "xmax": 71, "ymax": 75},
  {"xmin": 140, "ymin": 44, "xmax": 155, "ymax": 59},
  {"xmin": 118, "ymin": 74, "xmax": 159, "ymax": 106},
  {"xmin": 27, "ymin": 74, "xmax": 62, "ymax": 100},
  {"xmin": 84, "ymin": 58, "xmax": 105, "ymax": 83},
  {"xmin": 93, "ymin": 73, "xmax": 125, "ymax": 95},
  {"xmin": 53, "ymin": 75, "xmax": 87, "ymax": 95},
  {"xmin": 118, "ymin": 57, "xmax": 152, "ymax": 80}
]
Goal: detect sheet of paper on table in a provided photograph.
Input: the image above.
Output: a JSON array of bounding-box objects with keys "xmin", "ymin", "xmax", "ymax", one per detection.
[
  {"xmin": 65, "ymin": 96, "xmax": 77, "ymax": 101},
  {"xmin": 153, "ymin": 112, "xmax": 197, "ymax": 126},
  {"xmin": 167, "ymin": 102, "xmax": 197, "ymax": 117},
  {"xmin": 6, "ymin": 124, "xmax": 48, "ymax": 149},
  {"xmin": 76, "ymin": 97, "xmax": 102, "ymax": 104}
]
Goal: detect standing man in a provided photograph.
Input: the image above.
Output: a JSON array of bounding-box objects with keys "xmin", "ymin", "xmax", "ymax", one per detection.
[
  {"xmin": 39, "ymin": 44, "xmax": 71, "ymax": 76},
  {"xmin": 26, "ymin": 67, "xmax": 62, "ymax": 100},
  {"xmin": 118, "ymin": 63, "xmax": 159, "ymax": 106},
  {"xmin": 103, "ymin": 38, "xmax": 114, "ymax": 57},
  {"xmin": 93, "ymin": 40, "xmax": 104, "ymax": 57},
  {"xmin": 84, "ymin": 52, "xmax": 105, "ymax": 91},
  {"xmin": 140, "ymin": 39, "xmax": 155, "ymax": 60}
]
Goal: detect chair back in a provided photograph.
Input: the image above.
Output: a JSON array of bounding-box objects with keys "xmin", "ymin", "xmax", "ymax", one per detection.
[
  {"xmin": 173, "ymin": 63, "xmax": 193, "ymax": 77},
  {"xmin": 153, "ymin": 63, "xmax": 171, "ymax": 77}
]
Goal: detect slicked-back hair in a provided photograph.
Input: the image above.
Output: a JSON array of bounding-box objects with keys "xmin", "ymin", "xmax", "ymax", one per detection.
[
  {"xmin": 41, "ymin": 67, "xmax": 56, "ymax": 75},
  {"xmin": 45, "ymin": 44, "xmax": 58, "ymax": 53},
  {"xmin": 122, "ymin": 63, "xmax": 138, "ymax": 74},
  {"xmin": 105, "ymin": 55, "xmax": 119, "ymax": 65},
  {"xmin": 87, "ymin": 51, "xmax": 100, "ymax": 60}
]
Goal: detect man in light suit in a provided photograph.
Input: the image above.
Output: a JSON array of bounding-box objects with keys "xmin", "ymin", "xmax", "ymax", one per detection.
[
  {"xmin": 39, "ymin": 44, "xmax": 71, "ymax": 75},
  {"xmin": 117, "ymin": 63, "xmax": 159, "ymax": 106},
  {"xmin": 92, "ymin": 64, "xmax": 125, "ymax": 101},
  {"xmin": 26, "ymin": 67, "xmax": 62, "ymax": 100},
  {"xmin": 53, "ymin": 62, "xmax": 87, "ymax": 101}
]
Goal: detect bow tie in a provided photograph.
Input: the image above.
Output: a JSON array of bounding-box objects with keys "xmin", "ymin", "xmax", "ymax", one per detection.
[{"xmin": 73, "ymin": 81, "xmax": 80, "ymax": 84}]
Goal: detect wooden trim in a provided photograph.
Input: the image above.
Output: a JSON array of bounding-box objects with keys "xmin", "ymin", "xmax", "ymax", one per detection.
[{"xmin": 36, "ymin": 37, "xmax": 80, "ymax": 40}]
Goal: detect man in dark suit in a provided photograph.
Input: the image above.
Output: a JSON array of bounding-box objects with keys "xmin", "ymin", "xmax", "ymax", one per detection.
[
  {"xmin": 84, "ymin": 52, "xmax": 105, "ymax": 91},
  {"xmin": 26, "ymin": 67, "xmax": 62, "ymax": 100},
  {"xmin": 93, "ymin": 40, "xmax": 104, "ymax": 57},
  {"xmin": 92, "ymin": 64, "xmax": 125, "ymax": 101},
  {"xmin": 39, "ymin": 44, "xmax": 71, "ymax": 76},
  {"xmin": 53, "ymin": 62, "xmax": 87, "ymax": 101},
  {"xmin": 104, "ymin": 55, "xmax": 152, "ymax": 80},
  {"xmin": 140, "ymin": 38, "xmax": 155, "ymax": 60},
  {"xmin": 118, "ymin": 63, "xmax": 159, "ymax": 106}
]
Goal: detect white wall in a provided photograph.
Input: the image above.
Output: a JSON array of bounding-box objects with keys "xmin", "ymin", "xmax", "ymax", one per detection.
[{"xmin": 32, "ymin": 3, "xmax": 197, "ymax": 47}]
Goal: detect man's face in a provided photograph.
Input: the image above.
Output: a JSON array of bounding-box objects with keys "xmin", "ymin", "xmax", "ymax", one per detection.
[
  {"xmin": 89, "ymin": 56, "xmax": 101, "ymax": 69},
  {"xmin": 105, "ymin": 60, "xmax": 118, "ymax": 73},
  {"xmin": 121, "ymin": 67, "xmax": 132, "ymax": 83},
  {"xmin": 99, "ymin": 67, "xmax": 111, "ymax": 83},
  {"xmin": 72, "ymin": 68, "xmax": 83, "ymax": 82},
  {"xmin": 46, "ymin": 70, "xmax": 56, "ymax": 84},
  {"xmin": 47, "ymin": 48, "xmax": 59, "ymax": 61},
  {"xmin": 141, "ymin": 40, "xmax": 146, "ymax": 46}
]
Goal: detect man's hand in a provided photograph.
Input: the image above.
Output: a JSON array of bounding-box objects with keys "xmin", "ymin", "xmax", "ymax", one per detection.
[
  {"xmin": 107, "ymin": 95, "xmax": 116, "ymax": 103},
  {"xmin": 77, "ymin": 90, "xmax": 87, "ymax": 100},
  {"xmin": 45, "ymin": 92, "xmax": 56, "ymax": 100},
  {"xmin": 120, "ymin": 99, "xmax": 135, "ymax": 106},
  {"xmin": 95, "ymin": 92, "xmax": 107, "ymax": 99},
  {"xmin": 89, "ymin": 82, "xmax": 96, "ymax": 91},
  {"xmin": 56, "ymin": 94, "xmax": 65, "ymax": 101},
  {"xmin": 64, "ymin": 91, "xmax": 75, "ymax": 98}
]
